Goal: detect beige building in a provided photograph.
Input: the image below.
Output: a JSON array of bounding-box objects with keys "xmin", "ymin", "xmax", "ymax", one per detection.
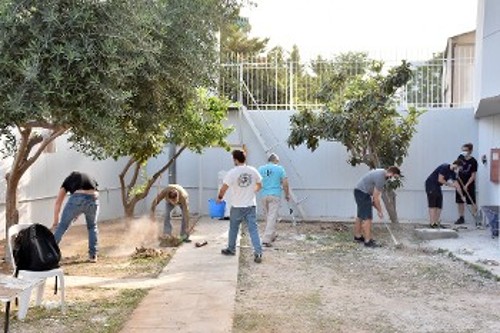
[{"xmin": 443, "ymin": 30, "xmax": 475, "ymax": 107}]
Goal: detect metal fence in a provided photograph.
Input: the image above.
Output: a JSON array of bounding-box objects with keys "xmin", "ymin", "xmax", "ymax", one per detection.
[{"xmin": 218, "ymin": 55, "xmax": 474, "ymax": 110}]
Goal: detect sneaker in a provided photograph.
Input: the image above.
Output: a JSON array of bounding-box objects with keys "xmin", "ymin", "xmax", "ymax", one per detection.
[
  {"xmin": 454, "ymin": 216, "xmax": 465, "ymax": 225},
  {"xmin": 88, "ymin": 255, "xmax": 98, "ymax": 263},
  {"xmin": 262, "ymin": 242, "xmax": 272, "ymax": 247},
  {"xmin": 430, "ymin": 223, "xmax": 438, "ymax": 229},
  {"xmin": 221, "ymin": 248, "xmax": 236, "ymax": 256},
  {"xmin": 364, "ymin": 239, "xmax": 380, "ymax": 248},
  {"xmin": 354, "ymin": 235, "xmax": 365, "ymax": 243},
  {"xmin": 254, "ymin": 253, "xmax": 262, "ymax": 263},
  {"xmin": 180, "ymin": 234, "xmax": 192, "ymax": 243}
]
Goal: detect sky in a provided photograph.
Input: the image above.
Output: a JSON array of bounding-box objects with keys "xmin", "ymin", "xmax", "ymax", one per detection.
[{"xmin": 241, "ymin": 0, "xmax": 478, "ymax": 61}]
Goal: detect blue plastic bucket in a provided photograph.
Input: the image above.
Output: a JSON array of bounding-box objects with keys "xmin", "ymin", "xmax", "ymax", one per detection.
[{"xmin": 208, "ymin": 199, "xmax": 226, "ymax": 218}]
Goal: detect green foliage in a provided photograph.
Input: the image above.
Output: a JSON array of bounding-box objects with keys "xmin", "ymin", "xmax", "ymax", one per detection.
[
  {"xmin": 219, "ymin": 4, "xmax": 268, "ymax": 60},
  {"xmin": 0, "ymin": 1, "xmax": 148, "ymax": 132},
  {"xmin": 0, "ymin": 0, "xmax": 239, "ymax": 226},
  {"xmin": 170, "ymin": 88, "xmax": 233, "ymax": 152},
  {"xmin": 119, "ymin": 88, "xmax": 232, "ymax": 216},
  {"xmin": 0, "ymin": 0, "xmax": 234, "ymax": 162},
  {"xmin": 288, "ymin": 54, "xmax": 424, "ymax": 170}
]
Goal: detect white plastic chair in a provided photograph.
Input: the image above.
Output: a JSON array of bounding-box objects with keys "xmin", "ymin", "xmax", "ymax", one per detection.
[{"xmin": 7, "ymin": 223, "xmax": 66, "ymax": 320}]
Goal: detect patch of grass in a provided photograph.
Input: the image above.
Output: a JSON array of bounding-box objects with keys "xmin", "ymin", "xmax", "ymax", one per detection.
[
  {"xmin": 333, "ymin": 230, "xmax": 354, "ymax": 243},
  {"xmin": 129, "ymin": 254, "xmax": 173, "ymax": 277},
  {"xmin": 234, "ymin": 311, "xmax": 275, "ymax": 331},
  {"xmin": 305, "ymin": 234, "xmax": 317, "ymax": 241},
  {"xmin": 98, "ymin": 289, "xmax": 148, "ymax": 332},
  {"xmin": 437, "ymin": 247, "xmax": 449, "ymax": 254},
  {"xmin": 446, "ymin": 252, "xmax": 500, "ymax": 282},
  {"xmin": 296, "ymin": 291, "xmax": 322, "ymax": 310},
  {"xmin": 11, "ymin": 288, "xmax": 148, "ymax": 333},
  {"xmin": 62, "ymin": 252, "xmax": 173, "ymax": 279}
]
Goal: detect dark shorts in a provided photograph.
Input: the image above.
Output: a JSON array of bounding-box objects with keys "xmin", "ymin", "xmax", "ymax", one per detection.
[
  {"xmin": 354, "ymin": 189, "xmax": 372, "ymax": 220},
  {"xmin": 426, "ymin": 188, "xmax": 443, "ymax": 209},
  {"xmin": 455, "ymin": 182, "xmax": 476, "ymax": 204}
]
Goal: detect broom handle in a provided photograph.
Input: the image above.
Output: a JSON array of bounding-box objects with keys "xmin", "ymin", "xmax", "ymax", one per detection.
[{"xmin": 457, "ymin": 177, "xmax": 478, "ymax": 211}]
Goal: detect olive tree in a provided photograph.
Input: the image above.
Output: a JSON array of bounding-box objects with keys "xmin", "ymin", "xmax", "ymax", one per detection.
[
  {"xmin": 0, "ymin": 0, "xmax": 239, "ymax": 238},
  {"xmin": 119, "ymin": 89, "xmax": 233, "ymax": 219}
]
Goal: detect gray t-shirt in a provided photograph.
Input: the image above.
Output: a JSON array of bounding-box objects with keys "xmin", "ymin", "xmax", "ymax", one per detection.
[{"xmin": 355, "ymin": 169, "xmax": 386, "ymax": 195}]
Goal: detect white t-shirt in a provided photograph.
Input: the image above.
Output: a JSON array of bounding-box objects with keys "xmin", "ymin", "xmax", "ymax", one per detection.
[{"xmin": 223, "ymin": 165, "xmax": 262, "ymax": 207}]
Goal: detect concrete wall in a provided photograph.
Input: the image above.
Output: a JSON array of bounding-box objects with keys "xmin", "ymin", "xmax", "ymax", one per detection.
[
  {"xmin": 0, "ymin": 134, "xmax": 129, "ymax": 237},
  {"xmin": 473, "ymin": 0, "xmax": 500, "ymax": 208},
  {"xmin": 475, "ymin": 0, "xmax": 500, "ymax": 101},
  {"xmin": 149, "ymin": 107, "xmax": 479, "ymax": 224},
  {"xmin": 477, "ymin": 114, "xmax": 500, "ymax": 206},
  {"xmin": 0, "ymin": 107, "xmax": 481, "ymax": 238},
  {"xmin": 444, "ymin": 31, "xmax": 475, "ymax": 107}
]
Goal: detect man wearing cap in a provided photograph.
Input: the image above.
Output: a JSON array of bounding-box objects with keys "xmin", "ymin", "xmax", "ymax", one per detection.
[{"xmin": 258, "ymin": 153, "xmax": 290, "ymax": 247}]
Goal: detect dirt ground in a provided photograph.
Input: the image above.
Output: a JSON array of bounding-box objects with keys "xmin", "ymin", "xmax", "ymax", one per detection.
[
  {"xmin": 234, "ymin": 221, "xmax": 500, "ymax": 333},
  {"xmin": 1, "ymin": 217, "xmax": 176, "ymax": 333},
  {"xmin": 3, "ymin": 218, "xmax": 500, "ymax": 333}
]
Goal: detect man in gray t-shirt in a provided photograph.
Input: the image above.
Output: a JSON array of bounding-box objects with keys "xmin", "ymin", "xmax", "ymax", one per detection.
[
  {"xmin": 353, "ymin": 166, "xmax": 401, "ymax": 247},
  {"xmin": 356, "ymin": 169, "xmax": 387, "ymax": 195}
]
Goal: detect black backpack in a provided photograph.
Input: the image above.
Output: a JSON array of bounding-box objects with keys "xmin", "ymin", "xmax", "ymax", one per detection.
[{"xmin": 13, "ymin": 223, "xmax": 61, "ymax": 273}]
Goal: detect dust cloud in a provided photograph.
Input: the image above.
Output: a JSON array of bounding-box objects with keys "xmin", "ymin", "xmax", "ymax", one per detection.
[{"xmin": 105, "ymin": 216, "xmax": 161, "ymax": 257}]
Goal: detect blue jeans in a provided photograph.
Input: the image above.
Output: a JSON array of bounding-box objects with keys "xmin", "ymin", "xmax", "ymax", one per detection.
[
  {"xmin": 227, "ymin": 206, "xmax": 262, "ymax": 255},
  {"xmin": 54, "ymin": 193, "xmax": 99, "ymax": 257}
]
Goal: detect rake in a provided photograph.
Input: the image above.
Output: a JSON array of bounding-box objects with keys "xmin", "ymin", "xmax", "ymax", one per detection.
[
  {"xmin": 382, "ymin": 219, "xmax": 403, "ymax": 249},
  {"xmin": 457, "ymin": 177, "xmax": 482, "ymax": 227},
  {"xmin": 288, "ymin": 196, "xmax": 308, "ymax": 227}
]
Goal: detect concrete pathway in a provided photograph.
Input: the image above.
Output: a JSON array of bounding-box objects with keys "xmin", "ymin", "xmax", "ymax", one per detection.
[
  {"xmin": 119, "ymin": 217, "xmax": 237, "ymax": 333},
  {"xmin": 423, "ymin": 225, "xmax": 500, "ymax": 277}
]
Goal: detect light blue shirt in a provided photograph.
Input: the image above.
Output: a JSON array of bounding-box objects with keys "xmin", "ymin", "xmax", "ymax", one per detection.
[{"xmin": 258, "ymin": 163, "xmax": 287, "ymax": 197}]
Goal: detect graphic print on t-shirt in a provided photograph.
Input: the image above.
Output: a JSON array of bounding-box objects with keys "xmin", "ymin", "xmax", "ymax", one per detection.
[{"xmin": 238, "ymin": 173, "xmax": 253, "ymax": 187}]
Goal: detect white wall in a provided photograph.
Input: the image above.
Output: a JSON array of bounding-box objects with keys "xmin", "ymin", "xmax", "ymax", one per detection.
[
  {"xmin": 476, "ymin": 0, "xmax": 500, "ymax": 101},
  {"xmin": 150, "ymin": 107, "xmax": 479, "ymax": 224},
  {"xmin": 477, "ymin": 114, "xmax": 500, "ymax": 206},
  {"xmin": 0, "ymin": 107, "xmax": 481, "ymax": 238},
  {"xmin": 0, "ymin": 134, "xmax": 128, "ymax": 237},
  {"xmin": 473, "ymin": 0, "xmax": 500, "ymax": 209}
]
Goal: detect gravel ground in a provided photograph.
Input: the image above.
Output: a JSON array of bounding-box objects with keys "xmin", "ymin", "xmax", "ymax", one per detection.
[{"xmin": 234, "ymin": 221, "xmax": 500, "ymax": 333}]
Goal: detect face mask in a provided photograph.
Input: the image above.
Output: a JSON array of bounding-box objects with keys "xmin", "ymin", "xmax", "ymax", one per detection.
[
  {"xmin": 386, "ymin": 176, "xmax": 399, "ymax": 183},
  {"xmin": 461, "ymin": 151, "xmax": 469, "ymax": 157}
]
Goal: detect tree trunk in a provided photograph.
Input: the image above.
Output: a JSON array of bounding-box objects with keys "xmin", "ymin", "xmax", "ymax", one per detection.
[
  {"xmin": 118, "ymin": 146, "xmax": 187, "ymax": 219},
  {"xmin": 3, "ymin": 126, "xmax": 66, "ymax": 253},
  {"xmin": 5, "ymin": 172, "xmax": 21, "ymax": 238},
  {"xmin": 124, "ymin": 203, "xmax": 136, "ymax": 220},
  {"xmin": 382, "ymin": 189, "xmax": 399, "ymax": 224}
]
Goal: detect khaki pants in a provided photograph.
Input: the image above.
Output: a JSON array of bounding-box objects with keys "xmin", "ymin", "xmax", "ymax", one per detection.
[{"xmin": 261, "ymin": 196, "xmax": 281, "ymax": 243}]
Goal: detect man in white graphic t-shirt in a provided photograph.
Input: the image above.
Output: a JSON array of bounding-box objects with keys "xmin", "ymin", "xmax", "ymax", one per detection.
[{"xmin": 217, "ymin": 149, "xmax": 264, "ymax": 263}]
